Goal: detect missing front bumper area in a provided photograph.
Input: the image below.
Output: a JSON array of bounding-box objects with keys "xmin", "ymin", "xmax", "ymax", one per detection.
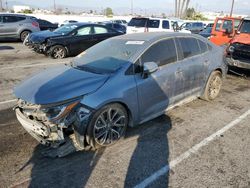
[{"xmin": 15, "ymin": 104, "xmax": 92, "ymax": 157}]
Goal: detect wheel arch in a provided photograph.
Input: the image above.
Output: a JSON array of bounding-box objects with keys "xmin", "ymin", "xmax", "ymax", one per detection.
[
  {"xmin": 97, "ymin": 101, "xmax": 134, "ymax": 127},
  {"xmin": 19, "ymin": 29, "xmax": 32, "ymax": 38}
]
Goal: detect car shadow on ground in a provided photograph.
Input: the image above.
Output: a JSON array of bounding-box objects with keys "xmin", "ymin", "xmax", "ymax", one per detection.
[
  {"xmin": 0, "ymin": 46, "xmax": 15, "ymax": 50},
  {"xmin": 22, "ymin": 114, "xmax": 172, "ymax": 188}
]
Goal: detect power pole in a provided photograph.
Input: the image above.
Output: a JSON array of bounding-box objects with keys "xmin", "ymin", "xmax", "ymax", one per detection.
[
  {"xmin": 175, "ymin": 0, "xmax": 177, "ymax": 17},
  {"xmin": 5, "ymin": 0, "xmax": 8, "ymax": 11},
  {"xmin": 131, "ymin": 0, "xmax": 133, "ymax": 15},
  {"xmin": 54, "ymin": 0, "xmax": 56, "ymax": 12},
  {"xmin": 0, "ymin": 0, "xmax": 2, "ymax": 11},
  {"xmin": 230, "ymin": 0, "xmax": 234, "ymax": 17}
]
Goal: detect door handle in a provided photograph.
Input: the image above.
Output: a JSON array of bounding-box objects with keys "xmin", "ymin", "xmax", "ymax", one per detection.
[{"xmin": 204, "ymin": 60, "xmax": 209, "ymax": 65}]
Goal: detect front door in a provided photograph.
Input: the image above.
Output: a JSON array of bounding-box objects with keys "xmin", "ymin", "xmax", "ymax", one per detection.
[
  {"xmin": 69, "ymin": 26, "xmax": 94, "ymax": 55},
  {"xmin": 134, "ymin": 38, "xmax": 181, "ymax": 122}
]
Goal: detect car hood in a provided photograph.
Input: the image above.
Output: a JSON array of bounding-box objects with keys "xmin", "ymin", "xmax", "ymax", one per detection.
[
  {"xmin": 230, "ymin": 33, "xmax": 250, "ymax": 45},
  {"xmin": 29, "ymin": 30, "xmax": 62, "ymax": 43},
  {"xmin": 14, "ymin": 65, "xmax": 109, "ymax": 105}
]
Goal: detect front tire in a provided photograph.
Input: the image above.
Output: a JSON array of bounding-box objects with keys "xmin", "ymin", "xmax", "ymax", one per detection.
[
  {"xmin": 202, "ymin": 71, "xmax": 222, "ymax": 101},
  {"xmin": 50, "ymin": 45, "xmax": 67, "ymax": 59},
  {"xmin": 86, "ymin": 103, "xmax": 128, "ymax": 150}
]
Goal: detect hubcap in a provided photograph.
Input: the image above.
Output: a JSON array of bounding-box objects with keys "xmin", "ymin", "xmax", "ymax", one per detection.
[
  {"xmin": 94, "ymin": 108, "xmax": 126, "ymax": 146},
  {"xmin": 209, "ymin": 75, "xmax": 222, "ymax": 99},
  {"xmin": 53, "ymin": 47, "xmax": 65, "ymax": 58}
]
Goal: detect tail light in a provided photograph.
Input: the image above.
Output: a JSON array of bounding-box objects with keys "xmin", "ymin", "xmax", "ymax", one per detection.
[{"xmin": 32, "ymin": 21, "xmax": 39, "ymax": 28}]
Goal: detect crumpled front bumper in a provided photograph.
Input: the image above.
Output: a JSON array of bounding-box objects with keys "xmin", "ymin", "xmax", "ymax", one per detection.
[{"xmin": 15, "ymin": 108, "xmax": 50, "ymax": 145}]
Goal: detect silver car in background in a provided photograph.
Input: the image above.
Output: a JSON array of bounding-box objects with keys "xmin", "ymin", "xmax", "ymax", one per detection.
[{"xmin": 0, "ymin": 13, "xmax": 40, "ymax": 41}]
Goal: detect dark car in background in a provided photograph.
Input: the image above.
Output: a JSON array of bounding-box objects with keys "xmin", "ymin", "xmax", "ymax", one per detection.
[
  {"xmin": 0, "ymin": 13, "xmax": 40, "ymax": 41},
  {"xmin": 180, "ymin": 22, "xmax": 204, "ymax": 34},
  {"xmin": 101, "ymin": 21, "xmax": 126, "ymax": 33},
  {"xmin": 199, "ymin": 27, "xmax": 212, "ymax": 38},
  {"xmin": 36, "ymin": 19, "xmax": 58, "ymax": 31},
  {"xmin": 25, "ymin": 23, "xmax": 123, "ymax": 58},
  {"xmin": 14, "ymin": 32, "xmax": 227, "ymax": 156}
]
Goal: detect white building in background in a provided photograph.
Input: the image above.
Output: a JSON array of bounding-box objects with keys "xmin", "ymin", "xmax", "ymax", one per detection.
[{"xmin": 13, "ymin": 5, "xmax": 31, "ymax": 13}]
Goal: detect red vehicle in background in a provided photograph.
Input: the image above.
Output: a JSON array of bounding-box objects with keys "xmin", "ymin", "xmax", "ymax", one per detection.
[
  {"xmin": 210, "ymin": 16, "xmax": 241, "ymax": 46},
  {"xmin": 225, "ymin": 17, "xmax": 250, "ymax": 70}
]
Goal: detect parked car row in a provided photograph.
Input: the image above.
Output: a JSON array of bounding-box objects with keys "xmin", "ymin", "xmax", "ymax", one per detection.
[{"xmin": 24, "ymin": 23, "xmax": 123, "ymax": 58}]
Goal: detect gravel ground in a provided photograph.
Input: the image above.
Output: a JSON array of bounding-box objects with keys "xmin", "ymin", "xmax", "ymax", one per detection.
[{"xmin": 0, "ymin": 42, "xmax": 249, "ymax": 188}]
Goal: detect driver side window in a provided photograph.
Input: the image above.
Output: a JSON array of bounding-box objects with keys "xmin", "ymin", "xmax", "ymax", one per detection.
[
  {"xmin": 141, "ymin": 39, "xmax": 177, "ymax": 67},
  {"xmin": 76, "ymin": 27, "xmax": 92, "ymax": 36}
]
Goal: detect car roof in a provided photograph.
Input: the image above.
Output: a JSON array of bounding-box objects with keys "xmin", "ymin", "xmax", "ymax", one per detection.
[
  {"xmin": 243, "ymin": 17, "xmax": 250, "ymax": 21},
  {"xmin": 114, "ymin": 32, "xmax": 196, "ymax": 42}
]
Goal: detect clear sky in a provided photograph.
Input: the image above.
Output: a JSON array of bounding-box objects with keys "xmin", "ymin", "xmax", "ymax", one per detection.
[{"xmin": 5, "ymin": 0, "xmax": 250, "ymax": 14}]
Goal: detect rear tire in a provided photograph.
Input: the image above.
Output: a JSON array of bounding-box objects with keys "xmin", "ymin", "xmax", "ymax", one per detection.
[
  {"xmin": 85, "ymin": 103, "xmax": 128, "ymax": 150},
  {"xmin": 50, "ymin": 45, "xmax": 67, "ymax": 59},
  {"xmin": 20, "ymin": 30, "xmax": 31, "ymax": 42},
  {"xmin": 201, "ymin": 71, "xmax": 222, "ymax": 101}
]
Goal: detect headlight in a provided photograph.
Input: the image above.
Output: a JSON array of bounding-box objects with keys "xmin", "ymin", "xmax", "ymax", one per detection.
[
  {"xmin": 42, "ymin": 101, "xmax": 79, "ymax": 122},
  {"xmin": 228, "ymin": 45, "xmax": 235, "ymax": 53}
]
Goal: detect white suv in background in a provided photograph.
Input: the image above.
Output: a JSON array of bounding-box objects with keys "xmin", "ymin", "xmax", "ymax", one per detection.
[{"xmin": 127, "ymin": 17, "xmax": 190, "ymax": 34}]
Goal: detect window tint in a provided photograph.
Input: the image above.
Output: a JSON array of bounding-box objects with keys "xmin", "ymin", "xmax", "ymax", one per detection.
[
  {"xmin": 0, "ymin": 16, "xmax": 3, "ymax": 23},
  {"xmin": 94, "ymin": 26, "xmax": 108, "ymax": 34},
  {"xmin": 162, "ymin": 20, "xmax": 170, "ymax": 29},
  {"xmin": 197, "ymin": 39, "xmax": 208, "ymax": 53},
  {"xmin": 239, "ymin": 20, "xmax": 250, "ymax": 34},
  {"xmin": 215, "ymin": 19, "xmax": 222, "ymax": 31},
  {"xmin": 147, "ymin": 19, "xmax": 160, "ymax": 28},
  {"xmin": 141, "ymin": 39, "xmax": 177, "ymax": 66},
  {"xmin": 128, "ymin": 18, "xmax": 147, "ymax": 27},
  {"xmin": 222, "ymin": 20, "xmax": 232, "ymax": 30},
  {"xmin": 193, "ymin": 22, "xmax": 203, "ymax": 27},
  {"xmin": 3, "ymin": 16, "xmax": 25, "ymax": 23},
  {"xmin": 177, "ymin": 37, "xmax": 200, "ymax": 58},
  {"xmin": 76, "ymin": 27, "xmax": 91, "ymax": 36}
]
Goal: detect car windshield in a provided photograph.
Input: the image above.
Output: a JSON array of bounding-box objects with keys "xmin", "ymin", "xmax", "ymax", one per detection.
[
  {"xmin": 72, "ymin": 38, "xmax": 145, "ymax": 74},
  {"xmin": 239, "ymin": 20, "xmax": 250, "ymax": 33},
  {"xmin": 53, "ymin": 24, "xmax": 78, "ymax": 35}
]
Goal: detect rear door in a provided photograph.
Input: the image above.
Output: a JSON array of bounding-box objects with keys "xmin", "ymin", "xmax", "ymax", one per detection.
[
  {"xmin": 92, "ymin": 25, "xmax": 118, "ymax": 45},
  {"xmin": 134, "ymin": 38, "xmax": 182, "ymax": 121},
  {"xmin": 175, "ymin": 37, "xmax": 209, "ymax": 97}
]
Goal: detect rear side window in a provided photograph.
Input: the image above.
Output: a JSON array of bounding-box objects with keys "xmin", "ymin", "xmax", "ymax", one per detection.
[
  {"xmin": 0, "ymin": 16, "xmax": 3, "ymax": 23},
  {"xmin": 147, "ymin": 19, "xmax": 160, "ymax": 28},
  {"xmin": 177, "ymin": 37, "xmax": 200, "ymax": 58},
  {"xmin": 162, "ymin": 20, "xmax": 170, "ymax": 29},
  {"xmin": 128, "ymin": 18, "xmax": 147, "ymax": 27},
  {"xmin": 3, "ymin": 16, "xmax": 25, "ymax": 23},
  {"xmin": 94, "ymin": 26, "xmax": 108, "ymax": 34},
  {"xmin": 141, "ymin": 39, "xmax": 177, "ymax": 66},
  {"xmin": 197, "ymin": 39, "xmax": 208, "ymax": 53}
]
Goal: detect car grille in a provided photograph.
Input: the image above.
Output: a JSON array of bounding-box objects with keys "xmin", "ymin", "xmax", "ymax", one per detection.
[{"xmin": 232, "ymin": 43, "xmax": 250, "ymax": 62}]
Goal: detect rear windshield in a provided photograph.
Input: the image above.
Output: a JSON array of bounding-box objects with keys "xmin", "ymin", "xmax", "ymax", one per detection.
[
  {"xmin": 239, "ymin": 20, "xmax": 250, "ymax": 33},
  {"xmin": 128, "ymin": 18, "xmax": 148, "ymax": 27}
]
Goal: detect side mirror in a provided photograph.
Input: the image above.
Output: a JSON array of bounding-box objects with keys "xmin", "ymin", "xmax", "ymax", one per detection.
[{"xmin": 142, "ymin": 62, "xmax": 158, "ymax": 79}]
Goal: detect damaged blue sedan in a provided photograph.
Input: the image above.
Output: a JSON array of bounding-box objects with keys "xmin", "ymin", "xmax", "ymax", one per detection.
[{"xmin": 14, "ymin": 32, "xmax": 227, "ymax": 157}]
